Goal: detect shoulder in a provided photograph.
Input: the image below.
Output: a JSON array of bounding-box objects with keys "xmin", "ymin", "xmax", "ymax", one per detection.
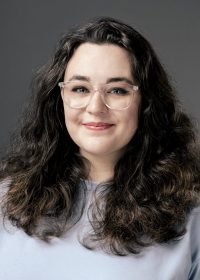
[
  {"xmin": 0, "ymin": 178, "xmax": 12, "ymax": 216},
  {"xmin": 0, "ymin": 177, "xmax": 11, "ymax": 188},
  {"xmin": 186, "ymin": 206, "xmax": 200, "ymax": 279},
  {"xmin": 188, "ymin": 207, "xmax": 200, "ymax": 254},
  {"xmin": 0, "ymin": 178, "xmax": 11, "ymax": 199}
]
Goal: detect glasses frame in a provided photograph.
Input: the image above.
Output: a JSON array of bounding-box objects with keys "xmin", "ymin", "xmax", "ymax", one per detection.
[{"xmin": 58, "ymin": 81, "xmax": 139, "ymax": 110}]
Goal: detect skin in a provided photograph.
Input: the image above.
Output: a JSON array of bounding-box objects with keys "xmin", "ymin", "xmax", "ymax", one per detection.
[{"xmin": 61, "ymin": 43, "xmax": 141, "ymax": 182}]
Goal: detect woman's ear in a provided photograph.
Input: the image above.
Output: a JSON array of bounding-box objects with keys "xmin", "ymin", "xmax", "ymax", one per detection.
[{"xmin": 60, "ymin": 90, "xmax": 64, "ymax": 101}]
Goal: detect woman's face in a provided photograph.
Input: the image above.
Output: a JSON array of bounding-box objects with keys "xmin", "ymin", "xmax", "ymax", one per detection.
[{"xmin": 62, "ymin": 43, "xmax": 141, "ymax": 161}]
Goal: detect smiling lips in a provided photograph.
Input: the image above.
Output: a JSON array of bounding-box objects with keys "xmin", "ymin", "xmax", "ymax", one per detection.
[{"xmin": 82, "ymin": 122, "xmax": 114, "ymax": 131}]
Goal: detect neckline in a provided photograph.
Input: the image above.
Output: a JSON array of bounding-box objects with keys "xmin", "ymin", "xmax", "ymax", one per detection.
[
  {"xmin": 80, "ymin": 179, "xmax": 113, "ymax": 191},
  {"xmin": 81, "ymin": 179, "xmax": 98, "ymax": 191}
]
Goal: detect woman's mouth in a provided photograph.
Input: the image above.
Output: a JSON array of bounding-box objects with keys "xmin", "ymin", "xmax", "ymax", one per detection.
[{"xmin": 82, "ymin": 122, "xmax": 114, "ymax": 131}]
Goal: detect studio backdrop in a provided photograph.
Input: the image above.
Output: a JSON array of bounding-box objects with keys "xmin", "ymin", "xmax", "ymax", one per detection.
[{"xmin": 0, "ymin": 0, "xmax": 199, "ymax": 153}]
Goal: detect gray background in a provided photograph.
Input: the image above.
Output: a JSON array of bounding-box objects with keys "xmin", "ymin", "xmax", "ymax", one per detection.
[{"xmin": 0, "ymin": 0, "xmax": 199, "ymax": 154}]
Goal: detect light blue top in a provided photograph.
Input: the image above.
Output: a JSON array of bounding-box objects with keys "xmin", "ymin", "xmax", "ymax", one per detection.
[{"xmin": 0, "ymin": 179, "xmax": 200, "ymax": 280}]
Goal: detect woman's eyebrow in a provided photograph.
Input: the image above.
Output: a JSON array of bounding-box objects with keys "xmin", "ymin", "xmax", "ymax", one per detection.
[
  {"xmin": 68, "ymin": 75, "xmax": 133, "ymax": 84},
  {"xmin": 68, "ymin": 75, "xmax": 90, "ymax": 82},
  {"xmin": 106, "ymin": 77, "xmax": 133, "ymax": 84}
]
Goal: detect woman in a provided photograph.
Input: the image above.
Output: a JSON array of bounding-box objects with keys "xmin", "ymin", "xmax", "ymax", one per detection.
[{"xmin": 0, "ymin": 17, "xmax": 200, "ymax": 279}]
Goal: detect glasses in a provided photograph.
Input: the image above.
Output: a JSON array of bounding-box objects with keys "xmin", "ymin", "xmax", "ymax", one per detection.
[{"xmin": 58, "ymin": 80, "xmax": 139, "ymax": 110}]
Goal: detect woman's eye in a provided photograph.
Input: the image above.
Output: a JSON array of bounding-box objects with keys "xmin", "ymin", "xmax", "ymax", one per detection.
[
  {"xmin": 72, "ymin": 87, "xmax": 89, "ymax": 93},
  {"xmin": 110, "ymin": 88, "xmax": 128, "ymax": 95}
]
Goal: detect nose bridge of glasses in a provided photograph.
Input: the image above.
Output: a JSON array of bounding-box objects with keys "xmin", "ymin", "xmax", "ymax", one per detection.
[
  {"xmin": 91, "ymin": 84, "xmax": 105, "ymax": 95},
  {"xmin": 86, "ymin": 85, "xmax": 107, "ymax": 108}
]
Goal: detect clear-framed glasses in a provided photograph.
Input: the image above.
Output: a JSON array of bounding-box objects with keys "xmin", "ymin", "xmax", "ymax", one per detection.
[{"xmin": 58, "ymin": 80, "xmax": 139, "ymax": 110}]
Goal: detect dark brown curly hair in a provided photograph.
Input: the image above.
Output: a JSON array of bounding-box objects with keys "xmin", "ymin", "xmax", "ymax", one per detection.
[{"xmin": 0, "ymin": 16, "xmax": 200, "ymax": 256}]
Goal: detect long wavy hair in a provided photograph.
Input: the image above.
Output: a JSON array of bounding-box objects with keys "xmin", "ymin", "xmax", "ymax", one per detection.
[{"xmin": 0, "ymin": 17, "xmax": 200, "ymax": 255}]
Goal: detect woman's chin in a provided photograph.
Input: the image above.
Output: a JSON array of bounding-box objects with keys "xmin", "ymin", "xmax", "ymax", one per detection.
[{"xmin": 79, "ymin": 145, "xmax": 123, "ymax": 160}]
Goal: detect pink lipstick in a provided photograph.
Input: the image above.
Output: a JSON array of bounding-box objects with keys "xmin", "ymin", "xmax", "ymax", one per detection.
[{"xmin": 82, "ymin": 122, "xmax": 114, "ymax": 131}]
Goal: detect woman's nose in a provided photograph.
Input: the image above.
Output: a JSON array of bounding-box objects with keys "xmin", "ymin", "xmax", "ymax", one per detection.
[{"xmin": 85, "ymin": 90, "xmax": 108, "ymax": 114}]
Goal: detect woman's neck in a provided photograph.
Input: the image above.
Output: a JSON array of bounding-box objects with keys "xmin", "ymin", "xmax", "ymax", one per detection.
[
  {"xmin": 89, "ymin": 162, "xmax": 113, "ymax": 183},
  {"xmin": 80, "ymin": 150, "xmax": 123, "ymax": 183}
]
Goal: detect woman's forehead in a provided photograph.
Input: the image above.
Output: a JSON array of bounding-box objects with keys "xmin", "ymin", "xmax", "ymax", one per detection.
[{"xmin": 64, "ymin": 43, "xmax": 133, "ymax": 82}]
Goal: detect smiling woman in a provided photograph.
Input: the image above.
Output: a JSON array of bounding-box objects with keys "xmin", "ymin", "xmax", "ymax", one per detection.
[
  {"xmin": 0, "ymin": 17, "xmax": 200, "ymax": 280},
  {"xmin": 61, "ymin": 43, "xmax": 141, "ymax": 181}
]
